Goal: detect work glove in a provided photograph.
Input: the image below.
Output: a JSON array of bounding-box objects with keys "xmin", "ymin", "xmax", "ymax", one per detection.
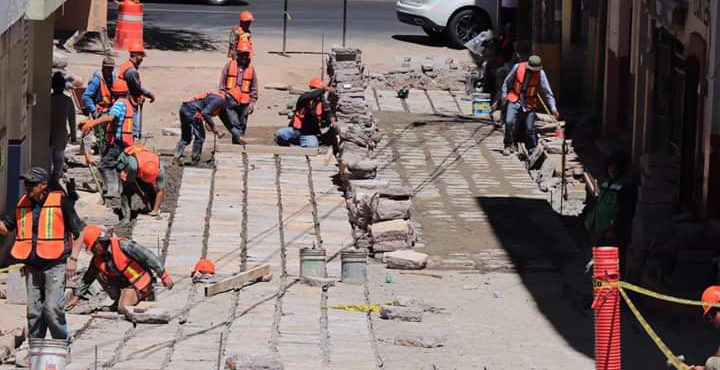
[{"xmin": 160, "ymin": 271, "xmax": 174, "ymax": 290}]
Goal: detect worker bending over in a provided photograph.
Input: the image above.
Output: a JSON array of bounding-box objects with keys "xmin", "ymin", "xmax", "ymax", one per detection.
[
  {"xmin": 500, "ymin": 55, "xmax": 558, "ymax": 156},
  {"xmin": 275, "ymin": 77, "xmax": 335, "ymax": 148},
  {"xmin": 219, "ymin": 40, "xmax": 257, "ymax": 144},
  {"xmin": 67, "ymin": 225, "xmax": 173, "ymax": 315},
  {"xmin": 175, "ymin": 91, "xmax": 232, "ymax": 165},
  {"xmin": 117, "ymin": 144, "xmax": 166, "ymax": 221}
]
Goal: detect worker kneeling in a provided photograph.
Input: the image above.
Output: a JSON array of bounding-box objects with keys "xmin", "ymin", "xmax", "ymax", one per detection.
[
  {"xmin": 117, "ymin": 144, "xmax": 166, "ymax": 222},
  {"xmin": 67, "ymin": 225, "xmax": 173, "ymax": 315},
  {"xmin": 274, "ymin": 77, "xmax": 336, "ymax": 148}
]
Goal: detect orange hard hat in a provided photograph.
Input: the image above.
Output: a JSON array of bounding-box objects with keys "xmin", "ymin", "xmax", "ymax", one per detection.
[
  {"xmin": 83, "ymin": 225, "xmax": 110, "ymax": 251},
  {"xmin": 702, "ymin": 286, "xmax": 720, "ymax": 316},
  {"xmin": 308, "ymin": 76, "xmax": 325, "ymax": 89},
  {"xmin": 240, "ymin": 11, "xmax": 254, "ymax": 22},
  {"xmin": 192, "ymin": 259, "xmax": 216, "ymax": 276},
  {"xmin": 237, "ymin": 39, "xmax": 252, "ymax": 55},
  {"xmin": 128, "ymin": 41, "xmax": 145, "ymax": 54},
  {"xmin": 139, "ymin": 161, "xmax": 160, "ymax": 184}
]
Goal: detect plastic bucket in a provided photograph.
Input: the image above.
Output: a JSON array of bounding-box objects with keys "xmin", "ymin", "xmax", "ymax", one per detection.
[
  {"xmin": 341, "ymin": 249, "xmax": 368, "ymax": 284},
  {"xmin": 472, "ymin": 93, "xmax": 491, "ymax": 118},
  {"xmin": 299, "ymin": 248, "xmax": 327, "ymax": 278},
  {"xmin": 29, "ymin": 338, "xmax": 68, "ymax": 370}
]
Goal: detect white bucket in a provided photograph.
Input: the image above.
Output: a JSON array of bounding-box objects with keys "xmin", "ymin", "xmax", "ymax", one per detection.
[{"xmin": 29, "ymin": 338, "xmax": 68, "ymax": 370}]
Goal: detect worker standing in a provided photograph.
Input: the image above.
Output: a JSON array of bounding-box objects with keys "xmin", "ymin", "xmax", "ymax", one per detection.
[
  {"xmin": 82, "ymin": 56, "xmax": 116, "ymax": 119},
  {"xmin": 219, "ymin": 40, "xmax": 257, "ymax": 144},
  {"xmin": 50, "ymin": 72, "xmax": 77, "ymax": 187},
  {"xmin": 274, "ymin": 77, "xmax": 336, "ymax": 148},
  {"xmin": 688, "ymin": 286, "xmax": 720, "ymax": 369},
  {"xmin": 228, "ymin": 11, "xmax": 254, "ymax": 59},
  {"xmin": 0, "ymin": 167, "xmax": 85, "ymax": 341},
  {"xmin": 500, "ymin": 55, "xmax": 558, "ymax": 156},
  {"xmin": 174, "ymin": 91, "xmax": 233, "ymax": 165},
  {"xmin": 80, "ymin": 84, "xmax": 140, "ymax": 199},
  {"xmin": 114, "ymin": 41, "xmax": 155, "ymax": 116},
  {"xmin": 67, "ymin": 225, "xmax": 173, "ymax": 315},
  {"xmin": 117, "ymin": 144, "xmax": 166, "ymax": 221}
]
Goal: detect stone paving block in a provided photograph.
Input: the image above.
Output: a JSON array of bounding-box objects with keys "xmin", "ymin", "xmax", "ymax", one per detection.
[
  {"xmin": 376, "ymin": 89, "xmax": 405, "ymax": 112},
  {"xmin": 406, "ymin": 89, "xmax": 434, "ymax": 114}
]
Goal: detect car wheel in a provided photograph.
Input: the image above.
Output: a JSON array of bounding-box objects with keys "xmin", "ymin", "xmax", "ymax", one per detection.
[
  {"xmin": 447, "ymin": 8, "xmax": 490, "ymax": 49},
  {"xmin": 206, "ymin": 0, "xmax": 228, "ymax": 5},
  {"xmin": 422, "ymin": 26, "xmax": 445, "ymax": 39}
]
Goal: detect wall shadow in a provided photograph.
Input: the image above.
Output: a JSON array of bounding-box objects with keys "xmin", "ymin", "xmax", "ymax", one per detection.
[
  {"xmin": 391, "ymin": 34, "xmax": 449, "ymax": 48},
  {"xmin": 476, "ymin": 196, "xmax": 717, "ymax": 367}
]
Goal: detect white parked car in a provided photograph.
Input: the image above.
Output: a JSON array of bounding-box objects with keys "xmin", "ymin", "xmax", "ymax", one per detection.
[{"xmin": 396, "ymin": 0, "xmax": 498, "ymax": 48}]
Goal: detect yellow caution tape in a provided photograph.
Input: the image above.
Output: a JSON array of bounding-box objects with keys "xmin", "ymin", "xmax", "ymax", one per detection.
[
  {"xmin": 324, "ymin": 303, "xmax": 393, "ymax": 313},
  {"xmin": 0, "ymin": 264, "xmax": 23, "ymax": 274},
  {"xmin": 597, "ymin": 280, "xmax": 720, "ymax": 309}
]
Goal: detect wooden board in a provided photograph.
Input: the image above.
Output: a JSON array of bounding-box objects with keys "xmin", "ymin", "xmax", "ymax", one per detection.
[
  {"xmin": 216, "ymin": 144, "xmax": 325, "ymax": 156},
  {"xmin": 204, "ymin": 264, "xmax": 271, "ymax": 297}
]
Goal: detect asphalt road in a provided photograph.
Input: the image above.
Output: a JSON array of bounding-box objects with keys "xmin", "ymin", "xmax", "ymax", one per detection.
[{"xmin": 116, "ymin": 0, "xmax": 420, "ymax": 45}]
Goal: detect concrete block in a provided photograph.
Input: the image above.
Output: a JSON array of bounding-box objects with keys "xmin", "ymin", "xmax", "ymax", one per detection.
[
  {"xmin": 379, "ymin": 306, "xmax": 423, "ymax": 322},
  {"xmin": 383, "ymin": 250, "xmax": 428, "ymax": 270},
  {"xmin": 225, "ymin": 354, "xmax": 284, "ymax": 370},
  {"xmin": 394, "ymin": 334, "xmax": 446, "ymax": 348}
]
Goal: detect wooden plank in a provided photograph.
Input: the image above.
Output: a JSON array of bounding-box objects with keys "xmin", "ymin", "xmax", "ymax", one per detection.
[
  {"xmin": 216, "ymin": 144, "xmax": 325, "ymax": 156},
  {"xmin": 204, "ymin": 264, "xmax": 271, "ymax": 297}
]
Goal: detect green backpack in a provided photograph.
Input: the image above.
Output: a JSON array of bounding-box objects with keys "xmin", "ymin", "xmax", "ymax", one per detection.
[{"xmin": 585, "ymin": 179, "xmax": 624, "ymax": 233}]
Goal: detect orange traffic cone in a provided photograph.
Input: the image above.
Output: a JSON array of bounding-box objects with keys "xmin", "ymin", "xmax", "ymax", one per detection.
[{"xmin": 114, "ymin": 0, "xmax": 144, "ymax": 51}]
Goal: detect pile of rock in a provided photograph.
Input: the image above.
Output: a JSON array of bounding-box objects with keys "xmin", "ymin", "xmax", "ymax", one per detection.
[
  {"xmin": 327, "ymin": 47, "xmax": 382, "ymax": 184},
  {"xmin": 526, "ymin": 114, "xmax": 588, "ymax": 216}
]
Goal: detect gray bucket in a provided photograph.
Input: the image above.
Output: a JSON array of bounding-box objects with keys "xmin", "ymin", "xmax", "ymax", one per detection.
[
  {"xmin": 29, "ymin": 338, "xmax": 68, "ymax": 370},
  {"xmin": 341, "ymin": 249, "xmax": 368, "ymax": 284},
  {"xmin": 300, "ymin": 248, "xmax": 327, "ymax": 278}
]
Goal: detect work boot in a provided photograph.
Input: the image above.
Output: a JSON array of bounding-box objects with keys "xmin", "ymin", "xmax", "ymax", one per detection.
[
  {"xmin": 191, "ymin": 155, "xmax": 201, "ymax": 166},
  {"xmin": 120, "ymin": 195, "xmax": 132, "ymax": 223}
]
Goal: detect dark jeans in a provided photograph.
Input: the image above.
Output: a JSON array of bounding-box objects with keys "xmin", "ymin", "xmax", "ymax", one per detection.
[
  {"xmin": 220, "ymin": 103, "xmax": 249, "ymax": 139},
  {"xmin": 27, "ymin": 263, "xmax": 68, "ymax": 339},
  {"xmin": 504, "ymin": 101, "xmax": 537, "ymax": 151},
  {"xmin": 175, "ymin": 104, "xmax": 206, "ymax": 161},
  {"xmin": 99, "ymin": 143, "xmax": 123, "ymax": 197}
]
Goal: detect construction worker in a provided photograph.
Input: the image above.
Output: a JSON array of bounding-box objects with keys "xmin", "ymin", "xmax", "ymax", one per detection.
[
  {"xmin": 114, "ymin": 41, "xmax": 155, "ymax": 104},
  {"xmin": 175, "ymin": 91, "xmax": 233, "ymax": 165},
  {"xmin": 117, "ymin": 144, "xmax": 166, "ymax": 222},
  {"xmin": 584, "ymin": 152, "xmax": 637, "ymax": 273},
  {"xmin": 688, "ymin": 286, "xmax": 720, "ymax": 369},
  {"xmin": 80, "ymin": 85, "xmax": 141, "ymax": 199},
  {"xmin": 0, "ymin": 167, "xmax": 85, "ymax": 341},
  {"xmin": 228, "ymin": 11, "xmax": 254, "ymax": 59},
  {"xmin": 219, "ymin": 40, "xmax": 257, "ymax": 144},
  {"xmin": 66, "ymin": 225, "xmax": 174, "ymax": 315},
  {"xmin": 50, "ymin": 72, "xmax": 77, "ymax": 186},
  {"xmin": 274, "ymin": 77, "xmax": 336, "ymax": 148},
  {"xmin": 82, "ymin": 56, "xmax": 115, "ymax": 119},
  {"xmin": 500, "ymin": 55, "xmax": 558, "ymax": 156}
]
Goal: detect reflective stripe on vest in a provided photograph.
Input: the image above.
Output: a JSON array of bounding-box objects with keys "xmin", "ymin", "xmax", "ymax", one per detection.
[
  {"xmin": 226, "ymin": 65, "xmax": 254, "ymax": 104},
  {"xmin": 291, "ymin": 100, "xmax": 324, "ymax": 130},
  {"xmin": 11, "ymin": 192, "xmax": 66, "ymax": 261},
  {"xmin": 110, "ymin": 237, "xmax": 152, "ymax": 293},
  {"xmin": 507, "ymin": 62, "xmax": 541, "ymax": 109}
]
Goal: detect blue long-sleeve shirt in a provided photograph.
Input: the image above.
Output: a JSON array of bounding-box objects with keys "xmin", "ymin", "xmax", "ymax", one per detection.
[
  {"xmin": 82, "ymin": 72, "xmax": 114, "ymax": 117},
  {"xmin": 185, "ymin": 93, "xmax": 226, "ymax": 129},
  {"xmin": 501, "ymin": 63, "xmax": 557, "ymax": 112}
]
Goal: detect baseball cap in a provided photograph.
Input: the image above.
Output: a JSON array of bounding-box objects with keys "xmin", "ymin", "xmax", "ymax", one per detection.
[{"xmin": 20, "ymin": 167, "xmax": 49, "ymax": 183}]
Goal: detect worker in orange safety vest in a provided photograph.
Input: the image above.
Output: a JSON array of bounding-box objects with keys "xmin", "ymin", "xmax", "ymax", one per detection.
[
  {"xmin": 116, "ymin": 144, "xmax": 167, "ymax": 222},
  {"xmin": 274, "ymin": 77, "xmax": 336, "ymax": 148},
  {"xmin": 499, "ymin": 55, "xmax": 558, "ymax": 156},
  {"xmin": 80, "ymin": 84, "xmax": 140, "ymax": 200},
  {"xmin": 219, "ymin": 39, "xmax": 257, "ymax": 144},
  {"xmin": 0, "ymin": 167, "xmax": 85, "ymax": 340},
  {"xmin": 67, "ymin": 225, "xmax": 173, "ymax": 315},
  {"xmin": 687, "ymin": 286, "xmax": 720, "ymax": 369},
  {"xmin": 228, "ymin": 11, "xmax": 254, "ymax": 59}
]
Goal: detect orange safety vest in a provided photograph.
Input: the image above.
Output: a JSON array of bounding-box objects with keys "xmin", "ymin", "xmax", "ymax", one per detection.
[
  {"xmin": 123, "ymin": 145, "xmax": 160, "ymax": 186},
  {"xmin": 113, "ymin": 60, "xmax": 139, "ymax": 97},
  {"xmin": 507, "ymin": 62, "xmax": 541, "ymax": 109},
  {"xmin": 232, "ymin": 26, "xmax": 254, "ymax": 56},
  {"xmin": 97, "ymin": 74, "xmax": 113, "ymax": 113},
  {"xmin": 105, "ymin": 98, "xmax": 135, "ymax": 147},
  {"xmin": 11, "ymin": 192, "xmax": 66, "ymax": 261},
  {"xmin": 225, "ymin": 64, "xmax": 254, "ymax": 104},
  {"xmin": 291, "ymin": 100, "xmax": 324, "ymax": 130},
  {"xmin": 93, "ymin": 236, "xmax": 152, "ymax": 294},
  {"xmin": 184, "ymin": 92, "xmax": 225, "ymax": 116}
]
